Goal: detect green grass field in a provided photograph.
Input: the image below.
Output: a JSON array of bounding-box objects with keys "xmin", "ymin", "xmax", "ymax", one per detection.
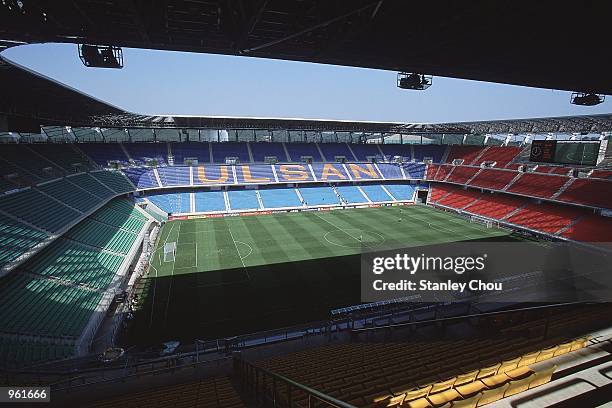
[{"xmin": 129, "ymin": 205, "xmax": 516, "ymax": 344}]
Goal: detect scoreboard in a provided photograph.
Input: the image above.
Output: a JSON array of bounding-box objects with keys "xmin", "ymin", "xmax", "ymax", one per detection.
[{"xmin": 530, "ymin": 140, "xmax": 600, "ymax": 166}]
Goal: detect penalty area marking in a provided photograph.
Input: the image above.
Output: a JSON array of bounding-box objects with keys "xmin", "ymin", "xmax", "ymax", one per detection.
[{"xmin": 229, "ymin": 228, "xmax": 251, "ymax": 280}]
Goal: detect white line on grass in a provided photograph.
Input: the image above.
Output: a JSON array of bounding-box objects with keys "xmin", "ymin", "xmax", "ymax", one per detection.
[
  {"xmin": 229, "ymin": 227, "xmax": 251, "ymax": 280},
  {"xmin": 164, "ymin": 221, "xmax": 181, "ymax": 326},
  {"xmin": 149, "ymin": 221, "xmax": 175, "ymax": 328},
  {"xmin": 313, "ymin": 211, "xmax": 365, "ymax": 244}
]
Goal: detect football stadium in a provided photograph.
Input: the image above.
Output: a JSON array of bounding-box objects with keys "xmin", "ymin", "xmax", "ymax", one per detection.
[{"xmin": 1, "ymin": 2, "xmax": 612, "ymax": 407}]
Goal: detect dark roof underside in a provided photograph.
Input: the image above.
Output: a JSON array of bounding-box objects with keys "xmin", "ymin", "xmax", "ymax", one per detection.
[{"xmin": 1, "ymin": 1, "xmax": 611, "ymax": 94}]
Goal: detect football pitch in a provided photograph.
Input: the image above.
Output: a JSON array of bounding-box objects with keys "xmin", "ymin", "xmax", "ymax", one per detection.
[{"xmin": 132, "ymin": 205, "xmax": 515, "ymax": 344}]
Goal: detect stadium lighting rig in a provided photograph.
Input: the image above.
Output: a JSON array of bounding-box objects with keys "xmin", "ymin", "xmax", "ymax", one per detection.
[
  {"xmin": 397, "ymin": 72, "xmax": 432, "ymax": 90},
  {"xmin": 570, "ymin": 92, "xmax": 605, "ymax": 106},
  {"xmin": 78, "ymin": 44, "xmax": 123, "ymax": 69}
]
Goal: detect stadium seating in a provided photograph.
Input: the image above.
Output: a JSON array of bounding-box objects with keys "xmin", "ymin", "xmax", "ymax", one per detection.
[
  {"xmin": 377, "ymin": 163, "xmax": 404, "ymax": 179},
  {"xmin": 0, "ymin": 213, "xmax": 48, "ymax": 270},
  {"xmin": 194, "ymin": 191, "xmax": 227, "ymax": 212},
  {"xmin": 311, "ymin": 163, "xmax": 350, "ymax": 181},
  {"xmin": 380, "ymin": 143, "xmax": 412, "ymax": 159},
  {"xmin": 249, "ymin": 142, "xmax": 288, "ymax": 162},
  {"xmin": 506, "ymin": 203, "xmax": 584, "ymax": 234},
  {"xmin": 0, "ymin": 144, "xmax": 64, "ymax": 179},
  {"xmin": 318, "ymin": 143, "xmax": 356, "ymax": 161},
  {"xmin": 335, "ymin": 185, "xmax": 369, "ymax": 203},
  {"xmin": 468, "ymin": 168, "xmax": 518, "ymax": 190},
  {"xmin": 274, "ymin": 164, "xmax": 315, "ymax": 183},
  {"xmin": 24, "ymin": 238, "xmax": 125, "ymax": 289},
  {"xmin": 432, "ymin": 164, "xmax": 453, "ymax": 181},
  {"xmin": 445, "ymin": 166, "xmax": 481, "ymax": 184},
  {"xmin": 384, "ymin": 184, "xmax": 416, "ymax": 201},
  {"xmin": 67, "ymin": 173, "xmax": 116, "ymax": 199},
  {"xmin": 506, "ymin": 173, "xmax": 569, "ymax": 199},
  {"xmin": 561, "ymin": 214, "xmax": 612, "ymax": 243},
  {"xmin": 123, "ymin": 142, "xmax": 168, "ymax": 164},
  {"xmin": 0, "ymin": 337, "xmax": 74, "ymax": 367},
  {"xmin": 211, "ymin": 142, "xmax": 250, "ymax": 163},
  {"xmin": 429, "ymin": 183, "xmax": 455, "ymax": 203},
  {"xmin": 298, "ymin": 186, "xmax": 340, "ymax": 206},
  {"xmin": 463, "ymin": 193, "xmax": 528, "ymax": 220},
  {"xmin": 66, "ymin": 219, "xmax": 140, "ymax": 254},
  {"xmin": 194, "ymin": 165, "xmax": 235, "ymax": 185},
  {"xmin": 37, "ymin": 178, "xmax": 102, "ymax": 212},
  {"xmin": 77, "ymin": 143, "xmax": 130, "ymax": 166},
  {"xmin": 413, "ymin": 144, "xmax": 446, "ymax": 163},
  {"xmin": 235, "ymin": 164, "xmax": 275, "ymax": 184},
  {"xmin": 590, "ymin": 169, "xmax": 612, "ymax": 180},
  {"xmin": 0, "ymin": 188, "xmax": 80, "ymax": 233},
  {"xmin": 556, "ymin": 178, "xmax": 612, "ymax": 209},
  {"xmin": 437, "ymin": 186, "xmax": 482, "ymax": 209},
  {"xmin": 284, "ymin": 143, "xmax": 323, "ymax": 162},
  {"xmin": 445, "ymin": 145, "xmax": 484, "ymax": 164},
  {"xmin": 90, "ymin": 198, "xmax": 147, "ymax": 233},
  {"xmin": 157, "ymin": 166, "xmax": 190, "ymax": 186},
  {"xmin": 259, "ymin": 188, "xmax": 302, "ymax": 208},
  {"xmin": 350, "ymin": 143, "xmax": 383, "ymax": 161},
  {"xmin": 227, "ymin": 190, "xmax": 260, "ymax": 210},
  {"xmin": 401, "ymin": 162, "xmax": 426, "ymax": 179},
  {"xmin": 474, "ymin": 146, "xmax": 521, "ymax": 166},
  {"xmin": 90, "ymin": 170, "xmax": 135, "ymax": 194},
  {"xmin": 171, "ymin": 142, "xmax": 210, "ymax": 164},
  {"xmin": 147, "ymin": 192, "xmax": 191, "ymax": 214},
  {"xmin": 0, "ymin": 273, "xmax": 103, "ymax": 338},
  {"xmin": 27, "ymin": 143, "xmax": 92, "ymax": 172},
  {"xmin": 360, "ymin": 184, "xmax": 394, "ymax": 202},
  {"xmin": 87, "ymin": 376, "xmax": 247, "ymax": 408},
  {"xmin": 122, "ymin": 167, "xmax": 159, "ymax": 189}
]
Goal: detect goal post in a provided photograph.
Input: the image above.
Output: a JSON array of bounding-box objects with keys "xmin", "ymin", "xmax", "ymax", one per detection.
[
  {"xmin": 469, "ymin": 215, "xmax": 495, "ymax": 229},
  {"xmin": 163, "ymin": 242, "xmax": 177, "ymax": 262}
]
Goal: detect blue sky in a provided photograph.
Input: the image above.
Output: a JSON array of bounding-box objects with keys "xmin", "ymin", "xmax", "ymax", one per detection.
[{"xmin": 3, "ymin": 43, "xmax": 611, "ymax": 123}]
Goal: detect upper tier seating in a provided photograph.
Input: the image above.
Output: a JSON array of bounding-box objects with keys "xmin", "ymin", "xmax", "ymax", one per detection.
[
  {"xmin": 0, "ymin": 159, "xmax": 30, "ymax": 192},
  {"xmin": 344, "ymin": 163, "xmax": 384, "ymax": 181},
  {"xmin": 0, "ymin": 144, "xmax": 64, "ymax": 179},
  {"xmin": 445, "ymin": 145, "xmax": 484, "ymax": 164},
  {"xmin": 0, "ymin": 337, "xmax": 74, "ymax": 368},
  {"xmin": 0, "ymin": 273, "xmax": 102, "ymax": 338},
  {"xmin": 360, "ymin": 184, "xmax": 394, "ymax": 202},
  {"xmin": 285, "ymin": 143, "xmax": 323, "ymax": 162},
  {"xmin": 463, "ymin": 193, "xmax": 528, "ymax": 220},
  {"xmin": 0, "ymin": 188, "xmax": 80, "ymax": 233},
  {"xmin": 194, "ymin": 191, "xmax": 227, "ymax": 212},
  {"xmin": 123, "ymin": 142, "xmax": 168, "ymax": 164},
  {"xmin": 535, "ymin": 165, "xmax": 572, "ymax": 175},
  {"xmin": 506, "ymin": 203, "xmax": 584, "ymax": 234},
  {"xmin": 157, "ymin": 166, "xmax": 190, "ymax": 186},
  {"xmin": 401, "ymin": 162, "xmax": 426, "ymax": 179},
  {"xmin": 211, "ymin": 142, "xmax": 250, "ymax": 163},
  {"xmin": 318, "ymin": 143, "xmax": 355, "ymax": 161},
  {"xmin": 171, "ymin": 142, "xmax": 210, "ymax": 164},
  {"xmin": 432, "ymin": 164, "xmax": 453, "ymax": 181},
  {"xmin": 380, "ymin": 143, "xmax": 412, "ymax": 159},
  {"xmin": 90, "ymin": 199, "xmax": 147, "ymax": 233},
  {"xmin": 90, "ymin": 170, "xmax": 135, "ymax": 194},
  {"xmin": 147, "ymin": 192, "xmax": 191, "ymax": 214},
  {"xmin": 274, "ymin": 164, "xmax": 315, "ymax": 183},
  {"xmin": 67, "ymin": 173, "xmax": 115, "ymax": 199},
  {"xmin": 227, "ymin": 190, "xmax": 260, "ymax": 210},
  {"xmin": 474, "ymin": 146, "xmax": 521, "ymax": 166},
  {"xmin": 122, "ymin": 167, "xmax": 159, "ymax": 189},
  {"xmin": 259, "ymin": 188, "xmax": 302, "ymax": 208},
  {"xmin": 0, "ymin": 213, "xmax": 48, "ymax": 270},
  {"xmin": 384, "ymin": 184, "xmax": 416, "ymax": 201},
  {"xmin": 249, "ymin": 142, "xmax": 288, "ymax": 162},
  {"xmin": 310, "ymin": 163, "xmax": 350, "ymax": 181},
  {"xmin": 556, "ymin": 178, "xmax": 612, "ymax": 209},
  {"xmin": 235, "ymin": 164, "xmax": 275, "ymax": 184},
  {"xmin": 194, "ymin": 165, "xmax": 235, "ymax": 185},
  {"xmin": 38, "ymin": 178, "xmax": 102, "ymax": 212},
  {"xmin": 77, "ymin": 143, "xmax": 130, "ymax": 166},
  {"xmin": 27, "ymin": 144, "xmax": 91, "ymax": 172},
  {"xmin": 298, "ymin": 186, "xmax": 340, "ymax": 206},
  {"xmin": 377, "ymin": 163, "xmax": 404, "ymax": 180},
  {"xmin": 350, "ymin": 144, "xmax": 383, "ymax": 161},
  {"xmin": 506, "ymin": 173, "xmax": 569, "ymax": 199},
  {"xmin": 446, "ymin": 166, "xmax": 481, "ymax": 184},
  {"xmin": 66, "ymin": 218, "xmax": 140, "ymax": 255},
  {"xmin": 561, "ymin": 214, "xmax": 612, "ymax": 244},
  {"xmin": 468, "ymin": 168, "xmax": 518, "ymax": 190},
  {"xmin": 336, "ymin": 185, "xmax": 369, "ymax": 203},
  {"xmin": 413, "ymin": 144, "xmax": 445, "ymax": 163}
]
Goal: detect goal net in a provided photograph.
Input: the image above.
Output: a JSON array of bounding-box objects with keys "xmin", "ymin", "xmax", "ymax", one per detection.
[
  {"xmin": 163, "ymin": 242, "xmax": 177, "ymax": 262},
  {"xmin": 470, "ymin": 215, "xmax": 494, "ymax": 228}
]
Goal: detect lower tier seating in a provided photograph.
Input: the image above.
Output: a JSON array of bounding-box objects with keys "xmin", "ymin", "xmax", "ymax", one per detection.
[
  {"xmin": 259, "ymin": 188, "xmax": 302, "ymax": 208},
  {"xmin": 506, "ymin": 203, "xmax": 584, "ymax": 234},
  {"xmin": 147, "ymin": 192, "xmax": 191, "ymax": 214},
  {"xmin": 298, "ymin": 186, "xmax": 340, "ymax": 206},
  {"xmin": 437, "ymin": 186, "xmax": 482, "ymax": 209},
  {"xmin": 360, "ymin": 184, "xmax": 394, "ymax": 202},
  {"xmin": 336, "ymin": 185, "xmax": 369, "ymax": 204},
  {"xmin": 227, "ymin": 190, "xmax": 260, "ymax": 211},
  {"xmin": 561, "ymin": 214, "xmax": 612, "ymax": 244},
  {"xmin": 463, "ymin": 193, "xmax": 528, "ymax": 220},
  {"xmin": 195, "ymin": 191, "xmax": 227, "ymax": 212},
  {"xmin": 384, "ymin": 184, "xmax": 416, "ymax": 201}
]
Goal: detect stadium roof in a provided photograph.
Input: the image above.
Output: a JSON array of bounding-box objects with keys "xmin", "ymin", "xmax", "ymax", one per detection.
[
  {"xmin": 1, "ymin": 1, "xmax": 610, "ymax": 94},
  {"xmin": 1, "ymin": 55, "xmax": 611, "ymax": 137}
]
